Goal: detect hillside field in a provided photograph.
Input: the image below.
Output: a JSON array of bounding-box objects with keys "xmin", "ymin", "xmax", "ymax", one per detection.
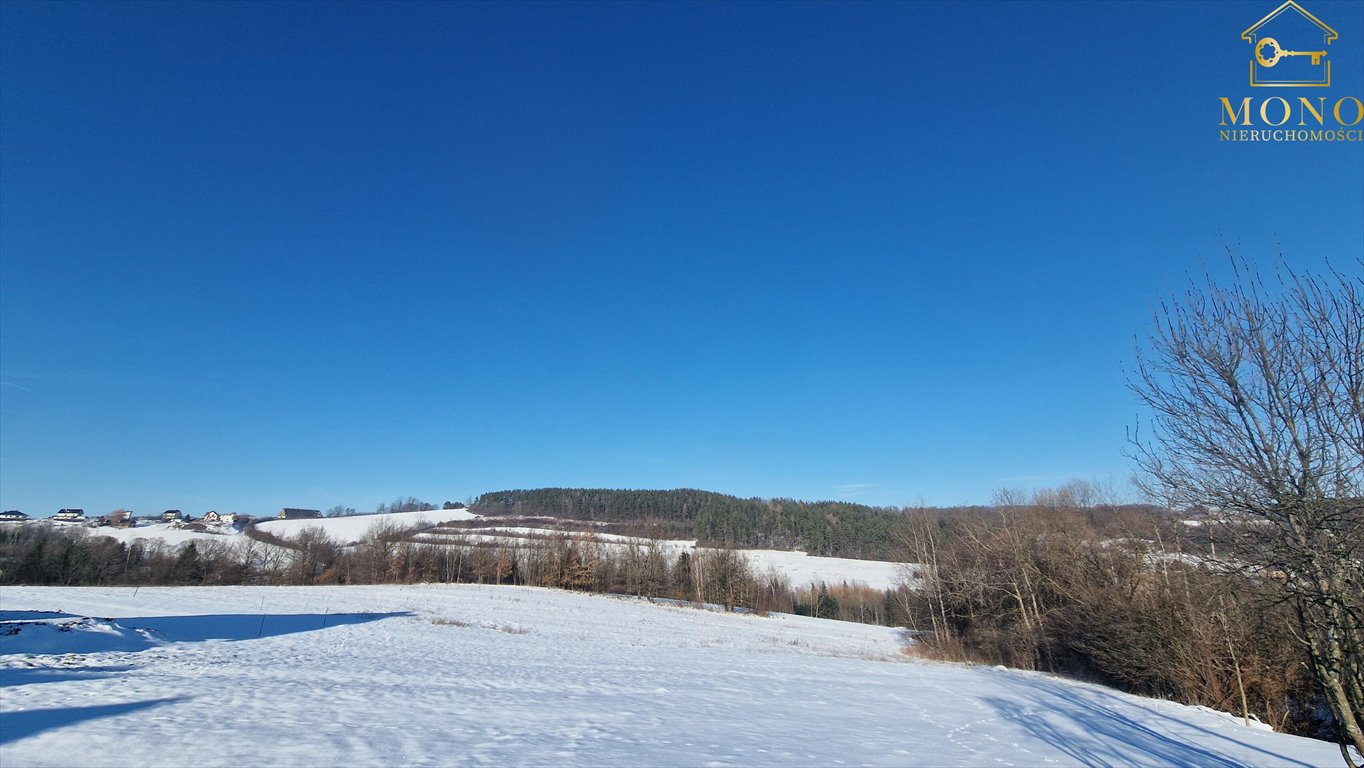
[
  {"xmin": 0, "ymin": 584, "xmax": 1344, "ymax": 767},
  {"xmin": 12, "ymin": 508, "xmax": 905, "ymax": 591}
]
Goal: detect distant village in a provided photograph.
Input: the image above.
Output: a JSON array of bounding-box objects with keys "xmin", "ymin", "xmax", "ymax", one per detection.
[{"xmin": 0, "ymin": 507, "xmax": 324, "ymax": 529}]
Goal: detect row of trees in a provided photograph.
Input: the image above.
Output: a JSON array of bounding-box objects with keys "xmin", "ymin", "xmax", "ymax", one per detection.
[
  {"xmin": 323, "ymin": 497, "xmax": 466, "ymax": 517},
  {"xmin": 896, "ymin": 261, "xmax": 1360, "ymax": 758},
  {"xmin": 0, "ymin": 520, "xmax": 898, "ymax": 626},
  {"xmin": 1, "ymin": 526, "xmax": 253, "ymax": 586},
  {"xmin": 898, "ymin": 493, "xmax": 1323, "ymax": 737}
]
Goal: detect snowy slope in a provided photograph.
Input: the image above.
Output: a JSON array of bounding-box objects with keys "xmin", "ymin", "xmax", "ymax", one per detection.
[
  {"xmin": 83, "ymin": 522, "xmax": 237, "ymax": 547},
  {"xmin": 6, "ymin": 510, "xmax": 479, "ymax": 550},
  {"xmin": 740, "ymin": 548, "xmax": 904, "ymax": 590},
  {"xmin": 0, "ymin": 585, "xmax": 1345, "ymax": 767},
  {"xmin": 255, "ymin": 508, "xmax": 478, "ymax": 542},
  {"xmin": 421, "ymin": 527, "xmax": 904, "ymax": 589}
]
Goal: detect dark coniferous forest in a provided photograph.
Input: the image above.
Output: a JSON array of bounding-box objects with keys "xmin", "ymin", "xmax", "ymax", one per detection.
[{"xmin": 471, "ymin": 488, "xmax": 923, "ymax": 560}]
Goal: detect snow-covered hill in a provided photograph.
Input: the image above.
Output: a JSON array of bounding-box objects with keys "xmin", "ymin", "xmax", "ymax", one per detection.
[
  {"xmin": 420, "ymin": 525, "xmax": 904, "ymax": 590},
  {"xmin": 254, "ymin": 508, "xmax": 478, "ymax": 541},
  {"xmin": 0, "ymin": 585, "xmax": 1344, "ymax": 767},
  {"xmin": 11, "ymin": 509, "xmax": 906, "ymax": 589}
]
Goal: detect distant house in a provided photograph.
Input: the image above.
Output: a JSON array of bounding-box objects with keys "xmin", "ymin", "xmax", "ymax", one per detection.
[
  {"xmin": 0, "ymin": 510, "xmax": 29, "ymax": 522},
  {"xmin": 278, "ymin": 508, "xmax": 322, "ymax": 520},
  {"xmin": 203, "ymin": 510, "xmax": 237, "ymax": 525},
  {"xmin": 161, "ymin": 509, "xmax": 184, "ymax": 522},
  {"xmin": 53, "ymin": 508, "xmax": 85, "ymax": 522}
]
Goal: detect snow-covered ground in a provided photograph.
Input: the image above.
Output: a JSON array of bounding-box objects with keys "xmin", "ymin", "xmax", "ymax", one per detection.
[
  {"xmin": 422, "ymin": 526, "xmax": 904, "ymax": 590},
  {"xmin": 0, "ymin": 585, "xmax": 1344, "ymax": 767},
  {"xmin": 255, "ymin": 508, "xmax": 478, "ymax": 542},
  {"xmin": 77, "ymin": 522, "xmax": 237, "ymax": 548},
  {"xmin": 740, "ymin": 549, "xmax": 903, "ymax": 590}
]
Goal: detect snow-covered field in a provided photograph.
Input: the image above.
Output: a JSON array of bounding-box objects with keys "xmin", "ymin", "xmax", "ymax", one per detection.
[
  {"xmin": 73, "ymin": 522, "xmax": 237, "ymax": 548},
  {"xmin": 255, "ymin": 508, "xmax": 479, "ymax": 542},
  {"xmin": 422, "ymin": 526, "xmax": 904, "ymax": 590},
  {"xmin": 739, "ymin": 549, "xmax": 903, "ymax": 590},
  {"xmin": 0, "ymin": 585, "xmax": 1343, "ymax": 767},
  {"xmin": 9, "ymin": 510, "xmax": 905, "ymax": 590}
]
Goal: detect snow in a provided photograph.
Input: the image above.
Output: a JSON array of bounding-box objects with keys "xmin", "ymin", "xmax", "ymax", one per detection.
[
  {"xmin": 255, "ymin": 508, "xmax": 478, "ymax": 542},
  {"xmin": 83, "ymin": 523, "xmax": 235, "ymax": 547},
  {"xmin": 0, "ymin": 614, "xmax": 159, "ymax": 655},
  {"xmin": 5, "ymin": 510, "xmax": 480, "ymax": 550},
  {"xmin": 430, "ymin": 525, "xmax": 698, "ymax": 549},
  {"xmin": 740, "ymin": 548, "xmax": 905, "ymax": 590},
  {"xmin": 0, "ymin": 584, "xmax": 1347, "ymax": 767},
  {"xmin": 421, "ymin": 527, "xmax": 904, "ymax": 589}
]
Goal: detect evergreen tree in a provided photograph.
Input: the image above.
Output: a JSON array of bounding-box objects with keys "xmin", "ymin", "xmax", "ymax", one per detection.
[
  {"xmin": 672, "ymin": 551, "xmax": 695, "ymax": 600},
  {"xmin": 816, "ymin": 584, "xmax": 839, "ymax": 620},
  {"xmin": 15, "ymin": 540, "xmax": 47, "ymax": 584},
  {"xmin": 173, "ymin": 542, "xmax": 205, "ymax": 585}
]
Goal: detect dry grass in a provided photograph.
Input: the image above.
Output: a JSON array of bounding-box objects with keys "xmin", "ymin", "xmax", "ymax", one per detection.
[{"xmin": 428, "ymin": 615, "xmax": 528, "ymax": 635}]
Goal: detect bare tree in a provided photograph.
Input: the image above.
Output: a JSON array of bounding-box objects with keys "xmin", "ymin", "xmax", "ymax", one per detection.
[
  {"xmin": 1129, "ymin": 258, "xmax": 1363, "ymax": 763},
  {"xmin": 376, "ymin": 496, "xmax": 435, "ymax": 515},
  {"xmin": 640, "ymin": 540, "xmax": 672, "ymax": 599},
  {"xmin": 288, "ymin": 526, "xmax": 339, "ymax": 585},
  {"xmin": 357, "ymin": 519, "xmax": 416, "ymax": 582},
  {"xmin": 897, "ymin": 506, "xmax": 951, "ymax": 643},
  {"xmin": 694, "ymin": 548, "xmax": 752, "ymax": 611}
]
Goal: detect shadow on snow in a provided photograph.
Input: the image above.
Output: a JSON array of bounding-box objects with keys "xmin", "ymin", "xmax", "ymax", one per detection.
[
  {"xmin": 120, "ymin": 610, "xmax": 413, "ymax": 643},
  {"xmin": 0, "ymin": 611, "xmax": 413, "ymax": 657},
  {"xmin": 0, "ymin": 611, "xmax": 83, "ymax": 621},
  {"xmin": 0, "ymin": 697, "xmax": 187, "ymax": 745},
  {"xmin": 982, "ymin": 672, "xmax": 1317, "ymax": 768}
]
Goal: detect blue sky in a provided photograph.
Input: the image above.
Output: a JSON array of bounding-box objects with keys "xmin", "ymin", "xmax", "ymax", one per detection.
[{"xmin": 2, "ymin": 0, "xmax": 1362, "ymax": 516}]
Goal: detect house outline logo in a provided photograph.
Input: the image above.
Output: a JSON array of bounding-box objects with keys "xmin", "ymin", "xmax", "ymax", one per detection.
[{"xmin": 1242, "ymin": 1, "xmax": 1337, "ymax": 87}]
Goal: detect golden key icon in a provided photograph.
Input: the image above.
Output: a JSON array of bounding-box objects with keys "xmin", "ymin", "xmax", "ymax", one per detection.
[{"xmin": 1255, "ymin": 37, "xmax": 1327, "ymax": 67}]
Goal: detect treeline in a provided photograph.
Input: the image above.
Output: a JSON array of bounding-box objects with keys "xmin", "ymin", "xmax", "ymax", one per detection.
[
  {"xmin": 324, "ymin": 497, "xmax": 465, "ymax": 517},
  {"xmin": 0, "ymin": 526, "xmax": 253, "ymax": 586},
  {"xmin": 899, "ymin": 487, "xmax": 1337, "ymax": 743},
  {"xmin": 471, "ymin": 488, "xmax": 915, "ymax": 560},
  {"xmin": 0, "ymin": 521, "xmax": 899, "ymax": 627}
]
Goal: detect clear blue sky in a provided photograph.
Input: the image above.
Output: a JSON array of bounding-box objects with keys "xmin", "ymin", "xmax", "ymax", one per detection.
[{"xmin": 2, "ymin": 1, "xmax": 1361, "ymax": 516}]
